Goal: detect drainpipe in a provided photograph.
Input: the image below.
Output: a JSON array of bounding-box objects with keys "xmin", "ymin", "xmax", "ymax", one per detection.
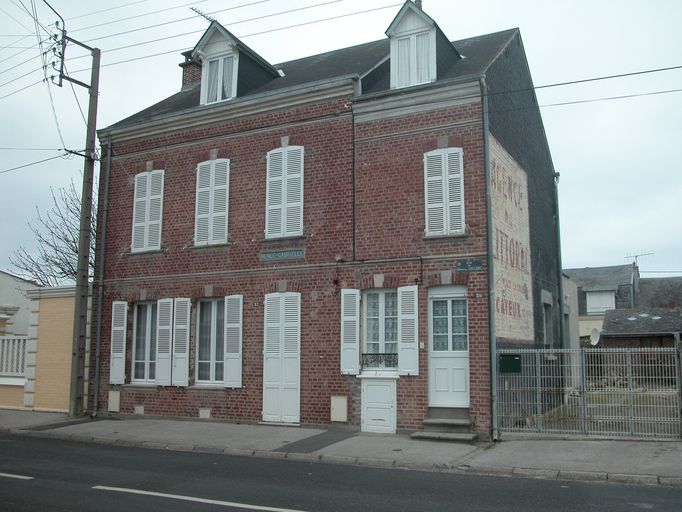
[
  {"xmin": 554, "ymin": 173, "xmax": 565, "ymax": 348},
  {"xmin": 92, "ymin": 135, "xmax": 112, "ymax": 417},
  {"xmin": 480, "ymin": 77, "xmax": 499, "ymax": 442}
]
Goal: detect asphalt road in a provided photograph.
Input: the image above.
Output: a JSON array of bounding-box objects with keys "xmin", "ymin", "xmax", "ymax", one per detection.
[{"xmin": 0, "ymin": 434, "xmax": 680, "ymax": 512}]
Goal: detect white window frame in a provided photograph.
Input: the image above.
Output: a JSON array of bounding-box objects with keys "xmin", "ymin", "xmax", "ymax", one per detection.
[
  {"xmin": 132, "ymin": 302, "xmax": 157, "ymax": 383},
  {"xmin": 390, "ymin": 28, "xmax": 436, "ymax": 89},
  {"xmin": 424, "ymin": 147, "xmax": 465, "ymax": 237},
  {"xmin": 194, "ymin": 159, "xmax": 230, "ymax": 246},
  {"xmin": 196, "ymin": 298, "xmax": 225, "ymax": 385},
  {"xmin": 200, "ymin": 52, "xmax": 239, "ymax": 105},
  {"xmin": 131, "ymin": 169, "xmax": 164, "ymax": 253},
  {"xmin": 428, "ymin": 294, "xmax": 469, "ymax": 353},
  {"xmin": 363, "ymin": 289, "xmax": 399, "ymax": 369},
  {"xmin": 265, "ymin": 145, "xmax": 304, "ymax": 239},
  {"xmin": 586, "ymin": 291, "xmax": 615, "ymax": 315}
]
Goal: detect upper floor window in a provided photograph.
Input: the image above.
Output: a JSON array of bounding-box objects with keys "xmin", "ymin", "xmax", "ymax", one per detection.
[
  {"xmin": 424, "ymin": 148, "xmax": 465, "ymax": 236},
  {"xmin": 201, "ymin": 54, "xmax": 237, "ymax": 105},
  {"xmin": 195, "ymin": 159, "xmax": 230, "ymax": 246},
  {"xmin": 586, "ymin": 291, "xmax": 615, "ymax": 315},
  {"xmin": 131, "ymin": 170, "xmax": 164, "ymax": 253},
  {"xmin": 265, "ymin": 145, "xmax": 304, "ymax": 239}
]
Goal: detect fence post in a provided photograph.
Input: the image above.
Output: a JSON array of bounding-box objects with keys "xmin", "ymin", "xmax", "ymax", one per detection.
[
  {"xmin": 676, "ymin": 341, "xmax": 682, "ymax": 439},
  {"xmin": 626, "ymin": 350, "xmax": 635, "ymax": 436},
  {"xmin": 580, "ymin": 348, "xmax": 588, "ymax": 435},
  {"xmin": 535, "ymin": 351, "xmax": 542, "ymax": 433}
]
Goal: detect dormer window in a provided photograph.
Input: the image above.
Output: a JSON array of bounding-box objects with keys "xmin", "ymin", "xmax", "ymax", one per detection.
[
  {"xmin": 386, "ymin": 2, "xmax": 438, "ymax": 90},
  {"xmin": 393, "ymin": 30, "xmax": 434, "ymax": 88},
  {"xmin": 201, "ymin": 53, "xmax": 238, "ymax": 105}
]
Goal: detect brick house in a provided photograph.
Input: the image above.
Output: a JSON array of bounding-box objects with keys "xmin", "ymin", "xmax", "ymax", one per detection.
[{"xmin": 91, "ymin": 1, "xmax": 562, "ymax": 440}]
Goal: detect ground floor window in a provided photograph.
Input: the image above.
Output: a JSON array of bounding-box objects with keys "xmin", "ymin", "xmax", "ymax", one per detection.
[
  {"xmin": 133, "ymin": 302, "xmax": 157, "ymax": 382},
  {"xmin": 363, "ymin": 289, "xmax": 398, "ymax": 368},
  {"xmin": 197, "ymin": 299, "xmax": 224, "ymax": 383}
]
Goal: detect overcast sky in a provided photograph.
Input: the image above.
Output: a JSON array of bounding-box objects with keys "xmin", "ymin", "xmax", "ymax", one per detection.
[{"xmin": 1, "ymin": 0, "xmax": 681, "ymax": 282}]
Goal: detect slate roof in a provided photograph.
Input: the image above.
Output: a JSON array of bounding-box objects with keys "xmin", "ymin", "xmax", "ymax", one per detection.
[
  {"xmin": 602, "ymin": 308, "xmax": 682, "ymax": 336},
  {"xmin": 103, "ymin": 29, "xmax": 517, "ymax": 132},
  {"xmin": 563, "ymin": 265, "xmax": 635, "ymax": 291},
  {"xmin": 638, "ymin": 277, "xmax": 682, "ymax": 309}
]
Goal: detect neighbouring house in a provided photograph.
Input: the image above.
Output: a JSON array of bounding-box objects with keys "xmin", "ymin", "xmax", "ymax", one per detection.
[
  {"xmin": 91, "ymin": 1, "xmax": 562, "ymax": 439},
  {"xmin": 638, "ymin": 276, "xmax": 682, "ymax": 310},
  {"xmin": 0, "ymin": 271, "xmax": 40, "ymax": 409},
  {"xmin": 1, "ymin": 285, "xmax": 90, "ymax": 412},
  {"xmin": 563, "ymin": 263, "xmax": 639, "ymax": 342}
]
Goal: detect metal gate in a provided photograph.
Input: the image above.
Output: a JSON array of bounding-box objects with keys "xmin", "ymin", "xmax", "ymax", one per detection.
[{"xmin": 496, "ymin": 347, "xmax": 682, "ymax": 439}]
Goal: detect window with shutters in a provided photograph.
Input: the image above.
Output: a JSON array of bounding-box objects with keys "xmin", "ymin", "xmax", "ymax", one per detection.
[
  {"xmin": 390, "ymin": 30, "xmax": 435, "ymax": 89},
  {"xmin": 362, "ymin": 290, "xmax": 399, "ymax": 369},
  {"xmin": 200, "ymin": 53, "xmax": 238, "ymax": 105},
  {"xmin": 131, "ymin": 170, "xmax": 164, "ymax": 253},
  {"xmin": 265, "ymin": 146, "xmax": 304, "ymax": 239},
  {"xmin": 424, "ymin": 148, "xmax": 465, "ymax": 237},
  {"xmin": 196, "ymin": 299, "xmax": 224, "ymax": 384},
  {"xmin": 132, "ymin": 303, "xmax": 157, "ymax": 383},
  {"xmin": 194, "ymin": 159, "xmax": 229, "ymax": 246}
]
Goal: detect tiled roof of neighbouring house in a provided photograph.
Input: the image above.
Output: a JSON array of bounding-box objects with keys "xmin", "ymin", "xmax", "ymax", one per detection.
[
  {"xmin": 602, "ymin": 307, "xmax": 682, "ymax": 336},
  {"xmin": 564, "ymin": 264, "xmax": 635, "ymax": 291}
]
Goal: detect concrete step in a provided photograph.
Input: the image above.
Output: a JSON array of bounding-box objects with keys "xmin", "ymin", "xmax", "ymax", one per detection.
[
  {"xmin": 410, "ymin": 431, "xmax": 478, "ymax": 443},
  {"xmin": 423, "ymin": 418, "xmax": 471, "ymax": 427},
  {"xmin": 427, "ymin": 407, "xmax": 470, "ymax": 420}
]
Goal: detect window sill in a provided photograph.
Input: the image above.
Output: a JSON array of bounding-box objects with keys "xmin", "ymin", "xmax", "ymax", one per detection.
[
  {"xmin": 188, "ymin": 384, "xmax": 225, "ymax": 391},
  {"xmin": 191, "ymin": 242, "xmax": 229, "ymax": 250},
  {"xmin": 129, "ymin": 249, "xmax": 164, "ymax": 256},
  {"xmin": 123, "ymin": 382, "xmax": 158, "ymax": 389},
  {"xmin": 423, "ymin": 232, "xmax": 467, "ymax": 240},
  {"xmin": 261, "ymin": 235, "xmax": 307, "ymax": 244},
  {"xmin": 0, "ymin": 376, "xmax": 25, "ymax": 386},
  {"xmin": 358, "ymin": 370, "xmax": 399, "ymax": 379}
]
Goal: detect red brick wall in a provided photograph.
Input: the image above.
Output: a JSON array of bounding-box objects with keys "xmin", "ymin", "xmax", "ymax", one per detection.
[{"xmin": 93, "ymin": 93, "xmax": 492, "ymax": 436}]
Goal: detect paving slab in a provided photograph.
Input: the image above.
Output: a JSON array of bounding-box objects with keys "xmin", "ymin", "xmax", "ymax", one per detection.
[
  {"xmin": 45, "ymin": 418, "xmax": 324, "ymax": 452},
  {"xmin": 315, "ymin": 433, "xmax": 481, "ymax": 469},
  {"xmin": 468, "ymin": 439, "xmax": 682, "ymax": 479}
]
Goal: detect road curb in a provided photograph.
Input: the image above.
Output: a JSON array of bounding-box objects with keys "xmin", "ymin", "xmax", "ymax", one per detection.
[
  {"xmin": 608, "ymin": 473, "xmax": 660, "ymax": 486},
  {"xmin": 558, "ymin": 470, "xmax": 608, "ymax": 482}
]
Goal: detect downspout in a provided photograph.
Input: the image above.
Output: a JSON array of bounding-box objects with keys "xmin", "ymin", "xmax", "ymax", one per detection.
[
  {"xmin": 92, "ymin": 135, "xmax": 112, "ymax": 417},
  {"xmin": 351, "ymin": 79, "xmax": 358, "ymax": 262},
  {"xmin": 480, "ymin": 77, "xmax": 499, "ymax": 442},
  {"xmin": 554, "ymin": 173, "xmax": 565, "ymax": 348}
]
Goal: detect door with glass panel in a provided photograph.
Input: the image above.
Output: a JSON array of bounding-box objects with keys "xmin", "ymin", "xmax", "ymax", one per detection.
[{"xmin": 428, "ymin": 289, "xmax": 469, "ymax": 407}]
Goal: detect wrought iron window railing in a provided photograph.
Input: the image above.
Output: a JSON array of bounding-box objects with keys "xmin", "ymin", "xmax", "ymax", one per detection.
[{"xmin": 361, "ymin": 352, "xmax": 398, "ymax": 369}]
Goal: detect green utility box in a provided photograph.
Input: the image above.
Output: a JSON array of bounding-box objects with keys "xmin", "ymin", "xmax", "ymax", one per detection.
[{"xmin": 499, "ymin": 354, "xmax": 521, "ymax": 373}]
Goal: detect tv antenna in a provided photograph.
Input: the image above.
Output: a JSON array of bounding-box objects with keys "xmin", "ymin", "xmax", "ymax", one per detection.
[
  {"xmin": 625, "ymin": 251, "xmax": 653, "ymax": 264},
  {"xmin": 190, "ymin": 7, "xmax": 216, "ymax": 23}
]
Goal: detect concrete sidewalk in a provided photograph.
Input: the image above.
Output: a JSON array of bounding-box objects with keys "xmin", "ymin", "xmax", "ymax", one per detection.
[{"xmin": 2, "ymin": 409, "xmax": 681, "ymax": 487}]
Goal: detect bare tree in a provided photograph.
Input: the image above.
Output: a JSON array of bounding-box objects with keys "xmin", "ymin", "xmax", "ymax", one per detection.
[{"xmin": 10, "ymin": 180, "xmax": 96, "ymax": 287}]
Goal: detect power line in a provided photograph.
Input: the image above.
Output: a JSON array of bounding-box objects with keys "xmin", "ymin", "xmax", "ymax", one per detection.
[
  {"xmin": 67, "ymin": 0, "xmax": 153, "ymax": 21},
  {"xmin": 0, "ymin": 153, "xmax": 68, "ymax": 175},
  {"xmin": 69, "ymin": 0, "xmax": 210, "ymax": 34},
  {"xmin": 0, "ymin": 147, "xmax": 65, "ymax": 150},
  {"xmin": 540, "ymin": 88, "xmax": 682, "ymax": 108},
  {"xmin": 0, "ymin": 78, "xmax": 42, "ymax": 100},
  {"xmin": 64, "ymin": 62, "xmax": 87, "ymax": 127}
]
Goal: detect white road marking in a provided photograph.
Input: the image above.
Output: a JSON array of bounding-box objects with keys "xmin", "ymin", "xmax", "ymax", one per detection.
[
  {"xmin": 92, "ymin": 485, "xmax": 309, "ymax": 512},
  {"xmin": 0, "ymin": 472, "xmax": 33, "ymax": 480}
]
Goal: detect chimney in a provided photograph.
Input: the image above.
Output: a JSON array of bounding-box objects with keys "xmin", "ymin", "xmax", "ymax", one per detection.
[
  {"xmin": 179, "ymin": 50, "xmax": 202, "ymax": 90},
  {"xmin": 415, "ymin": 0, "xmax": 423, "ymax": 10}
]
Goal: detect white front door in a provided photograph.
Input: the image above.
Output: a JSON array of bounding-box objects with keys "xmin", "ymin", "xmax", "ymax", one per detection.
[
  {"xmin": 263, "ymin": 292, "xmax": 300, "ymax": 423},
  {"xmin": 428, "ymin": 289, "xmax": 469, "ymax": 407}
]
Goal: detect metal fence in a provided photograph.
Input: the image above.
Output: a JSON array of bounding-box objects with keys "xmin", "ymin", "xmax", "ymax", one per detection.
[
  {"xmin": 0, "ymin": 336, "xmax": 27, "ymax": 377},
  {"xmin": 496, "ymin": 347, "xmax": 682, "ymax": 439}
]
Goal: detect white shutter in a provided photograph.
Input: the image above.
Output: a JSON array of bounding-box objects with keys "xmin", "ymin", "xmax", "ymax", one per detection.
[
  {"xmin": 284, "ymin": 146, "xmax": 304, "ymax": 237},
  {"xmin": 194, "ymin": 162, "xmax": 212, "ymax": 246},
  {"xmin": 398, "ymin": 285, "xmax": 419, "ymax": 376},
  {"xmin": 224, "ymin": 294, "xmax": 243, "ymax": 388},
  {"xmin": 211, "ymin": 159, "xmax": 230, "ymax": 244},
  {"xmin": 131, "ymin": 173, "xmax": 148, "ymax": 252},
  {"xmin": 282, "ymin": 292, "xmax": 301, "ymax": 423},
  {"xmin": 446, "ymin": 148, "xmax": 465, "ymax": 234},
  {"xmin": 265, "ymin": 149, "xmax": 284, "ymax": 238},
  {"xmin": 147, "ymin": 170, "xmax": 164, "ymax": 250},
  {"xmin": 172, "ymin": 298, "xmax": 191, "ymax": 387},
  {"xmin": 155, "ymin": 298, "xmax": 173, "ymax": 386},
  {"xmin": 263, "ymin": 293, "xmax": 282, "ymax": 421},
  {"xmin": 110, "ymin": 301, "xmax": 128, "ymax": 384},
  {"xmin": 340, "ymin": 289, "xmax": 360, "ymax": 375},
  {"xmin": 424, "ymin": 150, "xmax": 445, "ymax": 235}
]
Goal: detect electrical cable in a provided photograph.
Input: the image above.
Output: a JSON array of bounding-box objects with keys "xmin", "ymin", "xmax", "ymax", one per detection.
[
  {"xmin": 0, "ymin": 153, "xmax": 68, "ymax": 175},
  {"xmin": 63, "ymin": 62, "xmax": 87, "ymax": 127},
  {"xmin": 0, "ymin": 147, "xmax": 66, "ymax": 150},
  {"xmin": 67, "ymin": 0, "xmax": 153, "ymax": 21}
]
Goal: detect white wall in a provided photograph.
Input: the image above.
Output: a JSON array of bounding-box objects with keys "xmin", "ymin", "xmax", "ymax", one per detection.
[{"xmin": 0, "ymin": 271, "xmax": 41, "ymax": 335}]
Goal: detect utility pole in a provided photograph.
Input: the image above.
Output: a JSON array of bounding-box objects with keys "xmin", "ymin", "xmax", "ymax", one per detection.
[{"xmin": 44, "ymin": 1, "xmax": 100, "ymax": 416}]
